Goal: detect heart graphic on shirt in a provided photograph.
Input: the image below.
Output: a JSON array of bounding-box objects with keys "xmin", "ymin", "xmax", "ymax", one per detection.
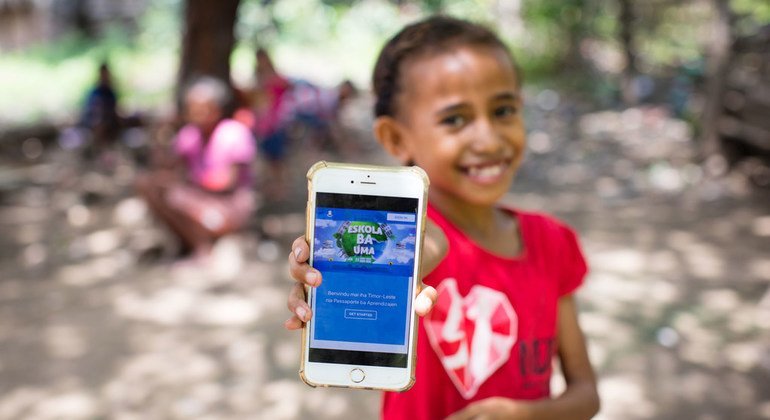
[{"xmin": 424, "ymin": 278, "xmax": 518, "ymax": 399}]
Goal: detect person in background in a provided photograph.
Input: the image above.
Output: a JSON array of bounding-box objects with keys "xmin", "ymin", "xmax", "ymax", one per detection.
[
  {"xmin": 136, "ymin": 76, "xmax": 256, "ymax": 263},
  {"xmin": 288, "ymin": 79, "xmax": 358, "ymax": 153},
  {"xmin": 233, "ymin": 48, "xmax": 359, "ymax": 194},
  {"xmin": 80, "ymin": 61, "xmax": 120, "ymax": 158},
  {"xmin": 251, "ymin": 47, "xmax": 292, "ymax": 199}
]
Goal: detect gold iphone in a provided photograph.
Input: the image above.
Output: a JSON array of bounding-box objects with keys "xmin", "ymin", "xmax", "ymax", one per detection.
[{"xmin": 300, "ymin": 161, "xmax": 429, "ymax": 391}]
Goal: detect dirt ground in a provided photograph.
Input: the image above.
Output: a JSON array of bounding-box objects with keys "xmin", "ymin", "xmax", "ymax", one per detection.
[{"xmin": 1, "ymin": 96, "xmax": 769, "ymax": 419}]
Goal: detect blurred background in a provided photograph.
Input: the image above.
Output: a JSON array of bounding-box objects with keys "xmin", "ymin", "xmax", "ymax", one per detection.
[{"xmin": 0, "ymin": 0, "xmax": 769, "ymax": 419}]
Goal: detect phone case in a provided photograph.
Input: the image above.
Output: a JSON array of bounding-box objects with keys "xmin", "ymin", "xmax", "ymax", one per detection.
[{"xmin": 299, "ymin": 161, "xmax": 429, "ymax": 391}]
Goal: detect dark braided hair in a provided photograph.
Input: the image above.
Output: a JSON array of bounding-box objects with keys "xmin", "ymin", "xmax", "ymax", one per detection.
[{"xmin": 372, "ymin": 15, "xmax": 519, "ymax": 119}]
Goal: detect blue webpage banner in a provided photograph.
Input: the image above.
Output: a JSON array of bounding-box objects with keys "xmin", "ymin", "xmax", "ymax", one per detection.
[{"xmin": 312, "ymin": 207, "xmax": 417, "ymax": 346}]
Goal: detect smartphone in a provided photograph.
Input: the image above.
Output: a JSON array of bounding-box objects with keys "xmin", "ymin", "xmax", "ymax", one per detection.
[{"xmin": 300, "ymin": 161, "xmax": 429, "ymax": 391}]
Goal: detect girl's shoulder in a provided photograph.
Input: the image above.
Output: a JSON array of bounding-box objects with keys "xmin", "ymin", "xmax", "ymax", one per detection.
[
  {"xmin": 501, "ymin": 207, "xmax": 579, "ymax": 238},
  {"xmin": 506, "ymin": 208, "xmax": 588, "ymax": 295},
  {"xmin": 496, "ymin": 207, "xmax": 585, "ymax": 261},
  {"xmin": 425, "ymin": 203, "xmax": 583, "ymax": 260},
  {"xmin": 421, "ymin": 219, "xmax": 449, "ymax": 276}
]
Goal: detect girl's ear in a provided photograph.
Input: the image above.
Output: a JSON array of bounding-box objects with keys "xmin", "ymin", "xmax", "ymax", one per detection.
[{"xmin": 374, "ymin": 116, "xmax": 413, "ymax": 165}]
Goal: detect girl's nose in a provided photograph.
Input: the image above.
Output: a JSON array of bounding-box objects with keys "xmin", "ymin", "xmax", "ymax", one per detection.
[{"xmin": 470, "ymin": 118, "xmax": 503, "ymax": 153}]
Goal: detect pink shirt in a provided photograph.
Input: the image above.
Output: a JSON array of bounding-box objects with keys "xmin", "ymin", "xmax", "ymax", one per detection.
[{"xmin": 174, "ymin": 119, "xmax": 256, "ymax": 190}]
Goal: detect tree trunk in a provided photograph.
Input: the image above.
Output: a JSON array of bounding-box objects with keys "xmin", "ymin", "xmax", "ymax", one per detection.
[
  {"xmin": 563, "ymin": 0, "xmax": 588, "ymax": 71},
  {"xmin": 618, "ymin": 0, "xmax": 637, "ymax": 105},
  {"xmin": 177, "ymin": 0, "xmax": 241, "ymax": 105},
  {"xmin": 700, "ymin": 0, "xmax": 734, "ymax": 160}
]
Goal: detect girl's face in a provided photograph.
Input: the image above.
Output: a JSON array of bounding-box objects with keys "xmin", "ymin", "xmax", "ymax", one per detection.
[{"xmin": 379, "ymin": 46, "xmax": 525, "ymax": 208}]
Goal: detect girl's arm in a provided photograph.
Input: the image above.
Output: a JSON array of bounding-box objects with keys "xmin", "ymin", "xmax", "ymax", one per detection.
[
  {"xmin": 448, "ymin": 295, "xmax": 600, "ymax": 420},
  {"xmin": 538, "ymin": 294, "xmax": 601, "ymax": 418},
  {"xmin": 420, "ymin": 219, "xmax": 448, "ymax": 277}
]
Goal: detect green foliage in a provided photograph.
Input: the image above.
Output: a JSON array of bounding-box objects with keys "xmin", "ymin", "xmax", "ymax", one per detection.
[
  {"xmin": 732, "ymin": 0, "xmax": 770, "ymax": 22},
  {"xmin": 3, "ymin": 0, "xmax": 767, "ymax": 127},
  {"xmin": 137, "ymin": 0, "xmax": 183, "ymax": 50},
  {"xmin": 0, "ymin": 3, "xmax": 181, "ymax": 126},
  {"xmin": 732, "ymin": 0, "xmax": 770, "ymax": 37},
  {"xmin": 233, "ymin": 0, "xmax": 406, "ymax": 87},
  {"xmin": 233, "ymin": 0, "xmax": 595, "ymax": 88}
]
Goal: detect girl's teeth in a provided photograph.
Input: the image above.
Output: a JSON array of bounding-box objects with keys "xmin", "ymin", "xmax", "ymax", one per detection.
[{"xmin": 468, "ymin": 164, "xmax": 503, "ymax": 178}]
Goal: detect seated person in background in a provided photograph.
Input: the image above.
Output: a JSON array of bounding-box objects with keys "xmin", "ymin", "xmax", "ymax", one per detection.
[
  {"xmin": 136, "ymin": 76, "xmax": 256, "ymax": 262},
  {"xmin": 80, "ymin": 62, "xmax": 120, "ymax": 156}
]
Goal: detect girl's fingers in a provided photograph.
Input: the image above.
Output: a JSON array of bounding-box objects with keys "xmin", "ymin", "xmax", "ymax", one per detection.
[
  {"xmin": 288, "ymin": 237, "xmax": 322, "ymax": 287},
  {"xmin": 291, "ymin": 236, "xmax": 310, "ymax": 263},
  {"xmin": 287, "ymin": 282, "xmax": 311, "ymax": 323},
  {"xmin": 414, "ymin": 285, "xmax": 437, "ymax": 317},
  {"xmin": 285, "ymin": 236, "xmax": 317, "ymax": 329},
  {"xmin": 284, "ymin": 315, "xmax": 304, "ymax": 330}
]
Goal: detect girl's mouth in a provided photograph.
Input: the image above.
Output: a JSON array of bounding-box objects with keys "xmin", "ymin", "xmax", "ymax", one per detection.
[{"xmin": 460, "ymin": 160, "xmax": 511, "ymax": 184}]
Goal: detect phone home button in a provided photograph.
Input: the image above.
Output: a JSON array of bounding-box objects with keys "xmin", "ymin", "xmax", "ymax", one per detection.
[{"xmin": 350, "ymin": 368, "xmax": 365, "ymax": 383}]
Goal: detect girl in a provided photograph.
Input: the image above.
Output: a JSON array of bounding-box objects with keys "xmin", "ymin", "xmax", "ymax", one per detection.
[{"xmin": 286, "ymin": 16, "xmax": 600, "ymax": 419}]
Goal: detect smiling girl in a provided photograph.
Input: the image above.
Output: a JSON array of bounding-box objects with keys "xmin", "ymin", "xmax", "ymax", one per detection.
[{"xmin": 286, "ymin": 16, "xmax": 600, "ymax": 420}]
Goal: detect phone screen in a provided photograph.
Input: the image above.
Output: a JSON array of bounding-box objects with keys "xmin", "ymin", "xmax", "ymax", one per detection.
[{"xmin": 309, "ymin": 192, "xmax": 419, "ymax": 368}]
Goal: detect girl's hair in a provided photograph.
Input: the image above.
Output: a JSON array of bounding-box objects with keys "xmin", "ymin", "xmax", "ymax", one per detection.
[{"xmin": 373, "ymin": 15, "xmax": 518, "ymax": 118}]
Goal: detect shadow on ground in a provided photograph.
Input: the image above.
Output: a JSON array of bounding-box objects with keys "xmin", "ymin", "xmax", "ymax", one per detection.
[{"xmin": 0, "ymin": 95, "xmax": 768, "ymax": 419}]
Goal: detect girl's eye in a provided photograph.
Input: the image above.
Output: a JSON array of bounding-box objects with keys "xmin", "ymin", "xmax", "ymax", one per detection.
[
  {"xmin": 440, "ymin": 115, "xmax": 465, "ymax": 128},
  {"xmin": 494, "ymin": 105, "xmax": 517, "ymax": 118}
]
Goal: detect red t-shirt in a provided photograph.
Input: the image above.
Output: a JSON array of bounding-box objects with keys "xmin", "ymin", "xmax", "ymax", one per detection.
[{"xmin": 382, "ymin": 203, "xmax": 588, "ymax": 420}]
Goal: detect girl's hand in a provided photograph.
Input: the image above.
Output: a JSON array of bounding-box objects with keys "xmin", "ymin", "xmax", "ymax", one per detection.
[
  {"xmin": 285, "ymin": 236, "xmax": 319, "ymax": 330},
  {"xmin": 446, "ymin": 397, "xmax": 533, "ymax": 420},
  {"xmin": 284, "ymin": 229, "xmax": 441, "ymax": 330}
]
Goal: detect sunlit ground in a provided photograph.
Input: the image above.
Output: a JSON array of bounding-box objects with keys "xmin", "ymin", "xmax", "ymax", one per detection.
[{"xmin": 0, "ymin": 92, "xmax": 768, "ymax": 419}]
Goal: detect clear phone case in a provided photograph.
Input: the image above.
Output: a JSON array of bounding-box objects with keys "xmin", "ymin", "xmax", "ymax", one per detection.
[{"xmin": 299, "ymin": 161, "xmax": 429, "ymax": 391}]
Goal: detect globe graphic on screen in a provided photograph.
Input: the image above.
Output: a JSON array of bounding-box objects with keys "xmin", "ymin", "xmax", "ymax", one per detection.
[{"xmin": 334, "ymin": 221, "xmax": 390, "ymax": 261}]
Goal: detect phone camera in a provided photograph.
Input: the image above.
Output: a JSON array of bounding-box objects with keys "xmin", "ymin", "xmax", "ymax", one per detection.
[{"xmin": 350, "ymin": 180, "xmax": 354, "ymax": 184}]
